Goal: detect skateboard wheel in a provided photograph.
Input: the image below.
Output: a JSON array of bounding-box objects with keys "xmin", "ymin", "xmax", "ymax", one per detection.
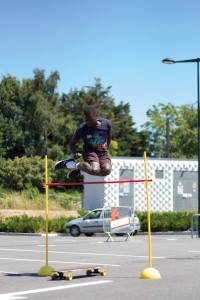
[
  {"xmin": 65, "ymin": 274, "xmax": 73, "ymax": 280},
  {"xmin": 86, "ymin": 270, "xmax": 92, "ymax": 276},
  {"xmin": 51, "ymin": 273, "xmax": 58, "ymax": 280},
  {"xmin": 100, "ymin": 270, "xmax": 106, "ymax": 276}
]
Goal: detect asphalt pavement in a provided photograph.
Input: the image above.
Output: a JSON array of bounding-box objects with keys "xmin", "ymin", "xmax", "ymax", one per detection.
[{"xmin": 0, "ymin": 232, "xmax": 200, "ymax": 300}]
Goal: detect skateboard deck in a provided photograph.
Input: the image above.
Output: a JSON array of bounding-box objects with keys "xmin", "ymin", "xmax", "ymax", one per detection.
[{"xmin": 51, "ymin": 265, "xmax": 106, "ymax": 280}]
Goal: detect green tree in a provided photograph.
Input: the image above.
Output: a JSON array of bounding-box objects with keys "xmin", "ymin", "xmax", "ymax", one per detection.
[
  {"xmin": 60, "ymin": 78, "xmax": 116, "ymax": 125},
  {"xmin": 0, "ymin": 73, "xmax": 143, "ymax": 160},
  {"xmin": 141, "ymin": 102, "xmax": 178, "ymax": 157},
  {"xmin": 111, "ymin": 102, "xmax": 141, "ymax": 156},
  {"xmin": 171, "ymin": 104, "xmax": 197, "ymax": 158},
  {"xmin": 142, "ymin": 102, "xmax": 197, "ymax": 158},
  {"xmin": 0, "ymin": 75, "xmax": 24, "ymax": 158},
  {"xmin": 20, "ymin": 69, "xmax": 67, "ymax": 159},
  {"xmin": 0, "ymin": 156, "xmax": 45, "ymax": 191}
]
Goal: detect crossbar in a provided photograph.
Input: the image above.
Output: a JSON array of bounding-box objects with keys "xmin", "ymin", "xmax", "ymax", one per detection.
[{"xmin": 44, "ymin": 179, "xmax": 152, "ymax": 187}]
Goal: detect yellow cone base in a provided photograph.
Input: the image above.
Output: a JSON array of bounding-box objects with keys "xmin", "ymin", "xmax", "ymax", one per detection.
[
  {"xmin": 38, "ymin": 265, "xmax": 55, "ymax": 276},
  {"xmin": 141, "ymin": 267, "xmax": 161, "ymax": 279}
]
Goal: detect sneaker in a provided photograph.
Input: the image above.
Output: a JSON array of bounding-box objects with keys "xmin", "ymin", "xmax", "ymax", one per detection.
[
  {"xmin": 54, "ymin": 158, "xmax": 75, "ymax": 170},
  {"xmin": 67, "ymin": 169, "xmax": 81, "ymax": 178}
]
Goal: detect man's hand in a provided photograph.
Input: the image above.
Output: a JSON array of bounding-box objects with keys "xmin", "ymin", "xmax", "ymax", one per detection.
[{"xmin": 73, "ymin": 153, "xmax": 82, "ymax": 160}]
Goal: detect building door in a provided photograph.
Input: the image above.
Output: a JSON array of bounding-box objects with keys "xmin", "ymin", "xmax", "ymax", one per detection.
[
  {"xmin": 173, "ymin": 171, "xmax": 198, "ymax": 211},
  {"xmin": 119, "ymin": 169, "xmax": 134, "ymax": 207}
]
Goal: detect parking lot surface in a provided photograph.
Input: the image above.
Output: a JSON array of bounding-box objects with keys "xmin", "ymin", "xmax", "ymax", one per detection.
[{"xmin": 0, "ymin": 233, "xmax": 200, "ymax": 300}]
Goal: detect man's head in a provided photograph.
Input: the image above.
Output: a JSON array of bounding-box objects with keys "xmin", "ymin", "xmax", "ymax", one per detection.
[{"xmin": 83, "ymin": 106, "xmax": 98, "ymax": 126}]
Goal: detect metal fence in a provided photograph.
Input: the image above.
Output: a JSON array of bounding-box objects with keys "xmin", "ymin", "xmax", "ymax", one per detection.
[
  {"xmin": 102, "ymin": 206, "xmax": 133, "ymax": 242},
  {"xmin": 191, "ymin": 214, "xmax": 200, "ymax": 238}
]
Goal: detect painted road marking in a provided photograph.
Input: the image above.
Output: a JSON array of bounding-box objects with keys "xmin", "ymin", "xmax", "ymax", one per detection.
[
  {"xmin": 52, "ymin": 238, "xmax": 145, "ymax": 244},
  {"xmin": 0, "ymin": 257, "xmax": 120, "ymax": 267},
  {"xmin": 38, "ymin": 245, "xmax": 57, "ymax": 247},
  {"xmin": 0, "ymin": 280, "xmax": 112, "ymax": 300},
  {"xmin": 53, "ymin": 239, "xmax": 78, "ymax": 242},
  {"xmin": 0, "ymin": 248, "xmax": 165, "ymax": 259}
]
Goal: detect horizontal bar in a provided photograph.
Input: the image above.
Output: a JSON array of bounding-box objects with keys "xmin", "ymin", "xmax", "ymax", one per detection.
[{"xmin": 44, "ymin": 179, "xmax": 152, "ymax": 187}]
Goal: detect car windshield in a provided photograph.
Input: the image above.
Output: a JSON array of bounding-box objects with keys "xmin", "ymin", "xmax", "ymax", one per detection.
[{"xmin": 84, "ymin": 210, "xmax": 102, "ymax": 220}]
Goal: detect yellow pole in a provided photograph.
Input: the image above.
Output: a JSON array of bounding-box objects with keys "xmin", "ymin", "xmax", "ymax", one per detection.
[
  {"xmin": 140, "ymin": 151, "xmax": 161, "ymax": 279},
  {"xmin": 143, "ymin": 151, "xmax": 152, "ymax": 268},
  {"xmin": 38, "ymin": 155, "xmax": 54, "ymax": 276},
  {"xmin": 45, "ymin": 154, "xmax": 49, "ymax": 267}
]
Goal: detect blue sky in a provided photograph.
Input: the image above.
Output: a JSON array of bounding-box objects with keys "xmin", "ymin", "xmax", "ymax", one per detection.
[{"xmin": 1, "ymin": 0, "xmax": 200, "ymax": 129}]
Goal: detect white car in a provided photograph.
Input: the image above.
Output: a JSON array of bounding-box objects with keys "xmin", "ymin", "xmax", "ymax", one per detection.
[{"xmin": 66, "ymin": 208, "xmax": 140, "ymax": 237}]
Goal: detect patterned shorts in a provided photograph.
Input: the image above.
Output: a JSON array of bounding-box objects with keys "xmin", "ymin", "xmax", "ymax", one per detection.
[{"xmin": 82, "ymin": 151, "xmax": 111, "ymax": 167}]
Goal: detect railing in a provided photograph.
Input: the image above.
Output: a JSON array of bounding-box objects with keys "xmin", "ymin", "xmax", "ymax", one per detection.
[
  {"xmin": 102, "ymin": 206, "xmax": 133, "ymax": 242},
  {"xmin": 191, "ymin": 214, "xmax": 200, "ymax": 238}
]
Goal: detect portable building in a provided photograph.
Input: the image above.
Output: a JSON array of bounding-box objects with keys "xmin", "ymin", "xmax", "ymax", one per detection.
[{"xmin": 83, "ymin": 157, "xmax": 198, "ymax": 212}]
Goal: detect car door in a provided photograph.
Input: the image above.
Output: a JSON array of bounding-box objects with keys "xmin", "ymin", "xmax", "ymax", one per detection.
[{"xmin": 81, "ymin": 209, "xmax": 103, "ymax": 233}]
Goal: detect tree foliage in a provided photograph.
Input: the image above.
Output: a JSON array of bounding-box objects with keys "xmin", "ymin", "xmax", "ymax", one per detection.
[
  {"xmin": 0, "ymin": 70, "xmax": 198, "ymax": 162},
  {"xmin": 0, "ymin": 75, "xmax": 23, "ymax": 158},
  {"xmin": 172, "ymin": 105, "xmax": 197, "ymax": 158},
  {"xmin": 0, "ymin": 156, "xmax": 82, "ymax": 191},
  {"xmin": 0, "ymin": 73, "xmax": 142, "ymax": 160},
  {"xmin": 142, "ymin": 102, "xmax": 198, "ymax": 158}
]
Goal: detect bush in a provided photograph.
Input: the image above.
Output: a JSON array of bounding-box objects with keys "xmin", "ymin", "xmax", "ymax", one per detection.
[
  {"xmin": 0, "ymin": 211, "xmax": 197, "ymax": 234},
  {"xmin": 136, "ymin": 211, "xmax": 197, "ymax": 232},
  {"xmin": 0, "ymin": 215, "xmax": 77, "ymax": 233},
  {"xmin": 2, "ymin": 215, "xmax": 45, "ymax": 233},
  {"xmin": 48, "ymin": 217, "xmax": 68, "ymax": 233},
  {"xmin": 0, "ymin": 156, "xmax": 83, "ymax": 192},
  {"xmin": 0, "ymin": 156, "xmax": 46, "ymax": 191}
]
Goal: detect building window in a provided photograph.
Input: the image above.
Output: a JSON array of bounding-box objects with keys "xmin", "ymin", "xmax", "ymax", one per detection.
[{"xmin": 155, "ymin": 169, "xmax": 164, "ymax": 179}]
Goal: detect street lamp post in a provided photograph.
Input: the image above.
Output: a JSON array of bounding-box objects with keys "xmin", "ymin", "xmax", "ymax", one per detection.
[
  {"xmin": 166, "ymin": 116, "xmax": 170, "ymax": 158},
  {"xmin": 162, "ymin": 57, "xmax": 200, "ymax": 236}
]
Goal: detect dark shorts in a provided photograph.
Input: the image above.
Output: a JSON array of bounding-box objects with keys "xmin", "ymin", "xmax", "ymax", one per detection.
[{"xmin": 83, "ymin": 151, "xmax": 111, "ymax": 167}]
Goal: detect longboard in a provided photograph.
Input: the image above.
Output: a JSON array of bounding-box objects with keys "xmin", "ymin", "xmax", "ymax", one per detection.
[{"xmin": 51, "ymin": 265, "xmax": 106, "ymax": 280}]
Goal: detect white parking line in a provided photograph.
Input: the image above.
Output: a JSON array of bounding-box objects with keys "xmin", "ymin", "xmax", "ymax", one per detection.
[
  {"xmin": 0, "ymin": 257, "xmax": 120, "ymax": 267},
  {"xmin": 0, "ymin": 248, "xmax": 165, "ymax": 259},
  {"xmin": 0, "ymin": 280, "xmax": 112, "ymax": 300},
  {"xmin": 53, "ymin": 239, "xmax": 78, "ymax": 242},
  {"xmin": 38, "ymin": 245, "xmax": 57, "ymax": 247}
]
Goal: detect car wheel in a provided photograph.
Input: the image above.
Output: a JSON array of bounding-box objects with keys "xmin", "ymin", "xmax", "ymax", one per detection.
[
  {"xmin": 131, "ymin": 230, "xmax": 138, "ymax": 236},
  {"xmin": 115, "ymin": 233, "xmax": 126, "ymax": 236},
  {"xmin": 84, "ymin": 233, "xmax": 94, "ymax": 237},
  {"xmin": 69, "ymin": 225, "xmax": 81, "ymax": 237}
]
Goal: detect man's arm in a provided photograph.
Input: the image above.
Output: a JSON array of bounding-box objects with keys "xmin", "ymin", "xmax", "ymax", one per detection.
[
  {"xmin": 68, "ymin": 136, "xmax": 82, "ymax": 160},
  {"xmin": 107, "ymin": 131, "xmax": 112, "ymax": 149}
]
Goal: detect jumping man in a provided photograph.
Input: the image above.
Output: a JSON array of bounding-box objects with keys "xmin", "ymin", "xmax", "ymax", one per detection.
[{"xmin": 54, "ymin": 106, "xmax": 112, "ymax": 178}]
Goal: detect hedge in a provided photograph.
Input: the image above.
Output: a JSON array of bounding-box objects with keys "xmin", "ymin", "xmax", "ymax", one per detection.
[
  {"xmin": 136, "ymin": 211, "xmax": 197, "ymax": 232},
  {"xmin": 0, "ymin": 211, "xmax": 197, "ymax": 233}
]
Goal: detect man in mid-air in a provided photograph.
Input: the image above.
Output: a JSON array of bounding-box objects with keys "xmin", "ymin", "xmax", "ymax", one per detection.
[{"xmin": 54, "ymin": 106, "xmax": 112, "ymax": 178}]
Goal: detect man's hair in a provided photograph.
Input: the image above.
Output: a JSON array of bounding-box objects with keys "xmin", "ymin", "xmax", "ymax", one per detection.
[{"xmin": 83, "ymin": 106, "xmax": 97, "ymax": 116}]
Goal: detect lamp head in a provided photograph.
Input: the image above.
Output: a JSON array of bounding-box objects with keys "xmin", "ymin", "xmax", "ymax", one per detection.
[{"xmin": 162, "ymin": 58, "xmax": 175, "ymax": 64}]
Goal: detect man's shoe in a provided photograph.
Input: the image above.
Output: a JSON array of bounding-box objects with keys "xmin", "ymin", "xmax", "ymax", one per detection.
[
  {"xmin": 54, "ymin": 158, "xmax": 75, "ymax": 170},
  {"xmin": 67, "ymin": 169, "xmax": 81, "ymax": 178}
]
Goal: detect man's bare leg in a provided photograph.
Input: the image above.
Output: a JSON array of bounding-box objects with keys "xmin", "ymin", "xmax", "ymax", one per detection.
[
  {"xmin": 77, "ymin": 162, "xmax": 111, "ymax": 176},
  {"xmin": 77, "ymin": 161, "xmax": 100, "ymax": 176}
]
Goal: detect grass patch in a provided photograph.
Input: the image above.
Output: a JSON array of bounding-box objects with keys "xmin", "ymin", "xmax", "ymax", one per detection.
[{"xmin": 0, "ymin": 186, "xmax": 82, "ymax": 211}]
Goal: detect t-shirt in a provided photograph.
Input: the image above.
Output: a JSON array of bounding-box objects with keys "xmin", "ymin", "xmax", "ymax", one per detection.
[{"xmin": 74, "ymin": 118, "xmax": 112, "ymax": 152}]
